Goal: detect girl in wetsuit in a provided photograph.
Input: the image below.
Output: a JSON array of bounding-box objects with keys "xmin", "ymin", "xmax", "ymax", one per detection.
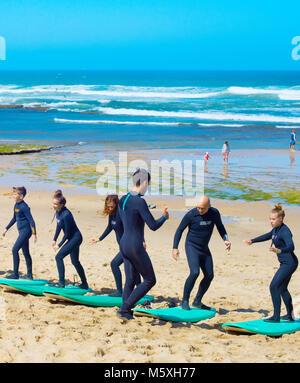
[
  {"xmin": 117, "ymin": 168, "xmax": 169, "ymax": 320},
  {"xmin": 52, "ymin": 190, "xmax": 89, "ymax": 289},
  {"xmin": 2, "ymin": 186, "xmax": 37, "ymax": 280},
  {"xmin": 91, "ymin": 194, "xmax": 141, "ymax": 297},
  {"xmin": 244, "ymin": 204, "xmax": 298, "ymax": 322}
]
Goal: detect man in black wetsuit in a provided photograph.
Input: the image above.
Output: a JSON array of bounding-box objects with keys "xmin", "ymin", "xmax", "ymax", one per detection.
[
  {"xmin": 117, "ymin": 168, "xmax": 169, "ymax": 321},
  {"xmin": 172, "ymin": 195, "xmax": 231, "ymax": 310}
]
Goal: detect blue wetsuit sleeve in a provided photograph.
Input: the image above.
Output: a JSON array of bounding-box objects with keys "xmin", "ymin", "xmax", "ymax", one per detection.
[
  {"xmin": 57, "ymin": 212, "xmax": 71, "ymax": 248},
  {"xmin": 53, "ymin": 220, "xmax": 62, "ymax": 242},
  {"xmin": 251, "ymin": 231, "xmax": 273, "ymax": 243},
  {"xmin": 99, "ymin": 218, "xmax": 113, "ymax": 241},
  {"xmin": 173, "ymin": 212, "xmax": 191, "ymax": 249},
  {"xmin": 280, "ymin": 229, "xmax": 295, "ymax": 253},
  {"xmin": 215, "ymin": 210, "xmax": 228, "ymax": 241},
  {"xmin": 22, "ymin": 204, "xmax": 37, "ymax": 235},
  {"xmin": 6, "ymin": 211, "xmax": 16, "ymax": 230},
  {"xmin": 138, "ymin": 199, "xmax": 166, "ymax": 231}
]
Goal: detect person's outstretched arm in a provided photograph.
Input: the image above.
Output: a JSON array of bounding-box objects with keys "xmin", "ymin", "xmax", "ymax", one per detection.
[
  {"xmin": 138, "ymin": 198, "xmax": 167, "ymax": 231},
  {"xmin": 173, "ymin": 212, "xmax": 191, "ymax": 249},
  {"xmin": 214, "ymin": 210, "xmax": 228, "ymax": 241},
  {"xmin": 99, "ymin": 218, "xmax": 113, "ymax": 241},
  {"xmin": 251, "ymin": 231, "xmax": 273, "ymax": 243}
]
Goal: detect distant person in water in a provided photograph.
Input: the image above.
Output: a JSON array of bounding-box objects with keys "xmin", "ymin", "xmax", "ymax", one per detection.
[
  {"xmin": 290, "ymin": 130, "xmax": 296, "ymax": 151},
  {"xmin": 2, "ymin": 186, "xmax": 37, "ymax": 280},
  {"xmin": 172, "ymin": 195, "xmax": 231, "ymax": 310},
  {"xmin": 222, "ymin": 141, "xmax": 230, "ymax": 164},
  {"xmin": 91, "ymin": 194, "xmax": 142, "ymax": 297},
  {"xmin": 204, "ymin": 152, "xmax": 210, "ymax": 172},
  {"xmin": 243, "ymin": 204, "xmax": 298, "ymax": 323},
  {"xmin": 52, "ymin": 190, "xmax": 89, "ymax": 289}
]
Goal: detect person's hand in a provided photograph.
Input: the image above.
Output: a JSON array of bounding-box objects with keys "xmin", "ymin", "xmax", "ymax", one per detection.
[
  {"xmin": 143, "ymin": 242, "xmax": 146, "ymax": 249},
  {"xmin": 2, "ymin": 229, "xmax": 7, "ymax": 237},
  {"xmin": 52, "ymin": 241, "xmax": 59, "ymax": 251},
  {"xmin": 162, "ymin": 207, "xmax": 169, "ymax": 220},
  {"xmin": 243, "ymin": 240, "xmax": 252, "ymax": 245},
  {"xmin": 33, "ymin": 234, "xmax": 37, "ymax": 243},
  {"xmin": 172, "ymin": 249, "xmax": 179, "ymax": 261},
  {"xmin": 225, "ymin": 240, "xmax": 231, "ymax": 251},
  {"xmin": 269, "ymin": 247, "xmax": 281, "ymax": 254},
  {"xmin": 91, "ymin": 237, "xmax": 99, "ymax": 244}
]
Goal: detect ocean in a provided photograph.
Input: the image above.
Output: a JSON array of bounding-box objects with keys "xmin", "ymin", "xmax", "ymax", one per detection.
[{"xmin": 0, "ymin": 70, "xmax": 299, "ymax": 204}]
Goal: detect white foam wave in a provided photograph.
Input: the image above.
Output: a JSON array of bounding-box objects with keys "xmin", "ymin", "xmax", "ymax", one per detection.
[
  {"xmin": 54, "ymin": 118, "xmax": 243, "ymax": 127},
  {"xmin": 96, "ymin": 107, "xmax": 300, "ymax": 124},
  {"xmin": 228, "ymin": 86, "xmax": 300, "ymax": 100}
]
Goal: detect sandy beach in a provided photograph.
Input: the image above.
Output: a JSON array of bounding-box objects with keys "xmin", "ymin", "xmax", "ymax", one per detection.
[{"xmin": 0, "ymin": 186, "xmax": 299, "ymax": 363}]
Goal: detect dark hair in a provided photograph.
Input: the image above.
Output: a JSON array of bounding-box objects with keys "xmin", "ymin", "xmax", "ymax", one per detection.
[
  {"xmin": 271, "ymin": 204, "xmax": 285, "ymax": 219},
  {"xmin": 53, "ymin": 189, "xmax": 66, "ymax": 206},
  {"xmin": 132, "ymin": 168, "xmax": 151, "ymax": 187},
  {"xmin": 102, "ymin": 194, "xmax": 119, "ymax": 216},
  {"xmin": 225, "ymin": 141, "xmax": 228, "ymax": 145},
  {"xmin": 13, "ymin": 186, "xmax": 27, "ymax": 197}
]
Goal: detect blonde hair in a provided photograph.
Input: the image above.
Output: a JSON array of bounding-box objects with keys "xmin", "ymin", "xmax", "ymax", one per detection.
[{"xmin": 271, "ymin": 203, "xmax": 285, "ymax": 219}]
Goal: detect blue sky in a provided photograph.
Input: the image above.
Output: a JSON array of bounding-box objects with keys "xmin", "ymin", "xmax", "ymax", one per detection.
[{"xmin": 0, "ymin": 0, "xmax": 299, "ymax": 70}]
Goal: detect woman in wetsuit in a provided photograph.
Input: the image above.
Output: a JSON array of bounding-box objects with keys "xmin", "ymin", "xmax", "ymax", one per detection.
[
  {"xmin": 91, "ymin": 194, "xmax": 141, "ymax": 297},
  {"xmin": 52, "ymin": 190, "xmax": 89, "ymax": 289},
  {"xmin": 244, "ymin": 204, "xmax": 298, "ymax": 322}
]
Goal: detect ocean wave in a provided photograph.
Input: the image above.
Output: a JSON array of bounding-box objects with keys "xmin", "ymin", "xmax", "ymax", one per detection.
[
  {"xmin": 1, "ymin": 83, "xmax": 300, "ymax": 102},
  {"xmin": 54, "ymin": 118, "xmax": 243, "ymax": 127},
  {"xmin": 96, "ymin": 107, "xmax": 300, "ymax": 124},
  {"xmin": 227, "ymin": 86, "xmax": 300, "ymax": 100}
]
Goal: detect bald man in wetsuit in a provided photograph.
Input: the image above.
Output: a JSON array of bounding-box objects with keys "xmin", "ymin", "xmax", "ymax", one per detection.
[{"xmin": 172, "ymin": 196, "xmax": 231, "ymax": 310}]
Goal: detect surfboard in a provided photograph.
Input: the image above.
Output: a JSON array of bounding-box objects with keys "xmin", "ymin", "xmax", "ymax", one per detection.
[
  {"xmin": 133, "ymin": 306, "xmax": 216, "ymax": 323},
  {"xmin": 42, "ymin": 285, "xmax": 92, "ymax": 296},
  {"xmin": 0, "ymin": 278, "xmax": 50, "ymax": 296},
  {"xmin": 43, "ymin": 292, "xmax": 154, "ymax": 307},
  {"xmin": 222, "ymin": 318, "xmax": 300, "ymax": 336}
]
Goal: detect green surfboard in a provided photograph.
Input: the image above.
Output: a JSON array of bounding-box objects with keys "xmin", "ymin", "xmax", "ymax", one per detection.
[
  {"xmin": 0, "ymin": 278, "xmax": 50, "ymax": 296},
  {"xmin": 42, "ymin": 285, "xmax": 92, "ymax": 296},
  {"xmin": 222, "ymin": 319, "xmax": 300, "ymax": 336},
  {"xmin": 133, "ymin": 306, "xmax": 216, "ymax": 323},
  {"xmin": 43, "ymin": 292, "xmax": 154, "ymax": 307}
]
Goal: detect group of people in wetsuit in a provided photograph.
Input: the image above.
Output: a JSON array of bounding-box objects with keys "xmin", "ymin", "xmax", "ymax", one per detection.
[{"xmin": 2, "ymin": 169, "xmax": 298, "ymax": 323}]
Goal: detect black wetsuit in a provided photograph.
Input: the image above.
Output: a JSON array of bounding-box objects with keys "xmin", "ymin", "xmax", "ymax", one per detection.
[
  {"xmin": 99, "ymin": 211, "xmax": 141, "ymax": 293},
  {"xmin": 251, "ymin": 223, "xmax": 298, "ymax": 320},
  {"xmin": 54, "ymin": 207, "xmax": 87, "ymax": 286},
  {"xmin": 6, "ymin": 201, "xmax": 36, "ymax": 277},
  {"xmin": 118, "ymin": 192, "xmax": 167, "ymax": 315},
  {"xmin": 173, "ymin": 207, "xmax": 228, "ymax": 304}
]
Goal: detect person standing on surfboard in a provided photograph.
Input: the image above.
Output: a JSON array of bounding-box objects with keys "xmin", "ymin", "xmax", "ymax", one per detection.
[
  {"xmin": 244, "ymin": 204, "xmax": 298, "ymax": 323},
  {"xmin": 91, "ymin": 194, "xmax": 142, "ymax": 297},
  {"xmin": 172, "ymin": 195, "xmax": 231, "ymax": 310},
  {"xmin": 117, "ymin": 168, "xmax": 169, "ymax": 321},
  {"xmin": 52, "ymin": 190, "xmax": 89, "ymax": 289},
  {"xmin": 2, "ymin": 186, "xmax": 37, "ymax": 280}
]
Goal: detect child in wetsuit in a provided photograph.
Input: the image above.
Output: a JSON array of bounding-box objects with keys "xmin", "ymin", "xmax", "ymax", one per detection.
[{"xmin": 2, "ymin": 186, "xmax": 37, "ymax": 279}]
